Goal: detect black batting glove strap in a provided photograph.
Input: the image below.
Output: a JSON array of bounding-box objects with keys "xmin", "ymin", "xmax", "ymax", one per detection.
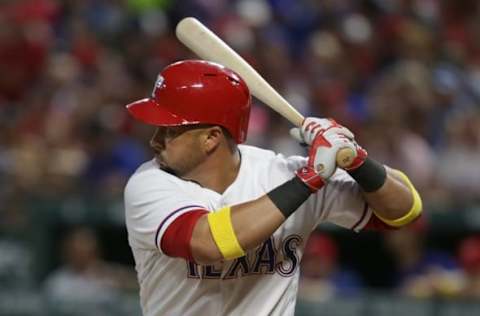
[
  {"xmin": 347, "ymin": 157, "xmax": 387, "ymax": 192},
  {"xmin": 267, "ymin": 176, "xmax": 312, "ymax": 219}
]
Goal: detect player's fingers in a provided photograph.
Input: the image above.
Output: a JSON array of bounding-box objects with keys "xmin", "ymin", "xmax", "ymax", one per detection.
[
  {"xmin": 289, "ymin": 128, "xmax": 307, "ymax": 146},
  {"xmin": 327, "ymin": 133, "xmax": 356, "ymax": 149},
  {"xmin": 302, "ymin": 118, "xmax": 331, "ymax": 134},
  {"xmin": 312, "ymin": 145, "xmax": 337, "ymax": 179},
  {"xmin": 323, "ymin": 126, "xmax": 355, "ymax": 140}
]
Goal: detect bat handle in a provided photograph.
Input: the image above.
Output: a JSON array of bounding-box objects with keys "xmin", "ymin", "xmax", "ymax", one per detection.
[
  {"xmin": 295, "ymin": 115, "xmax": 356, "ymax": 169},
  {"xmin": 336, "ymin": 147, "xmax": 357, "ymax": 168}
]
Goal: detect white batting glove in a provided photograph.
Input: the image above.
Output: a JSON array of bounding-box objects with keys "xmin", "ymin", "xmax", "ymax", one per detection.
[
  {"xmin": 295, "ymin": 130, "xmax": 356, "ymax": 188},
  {"xmin": 290, "ymin": 117, "xmax": 354, "ymax": 145},
  {"xmin": 311, "ymin": 131, "xmax": 356, "ymax": 179},
  {"xmin": 291, "ymin": 118, "xmax": 359, "ymax": 179}
]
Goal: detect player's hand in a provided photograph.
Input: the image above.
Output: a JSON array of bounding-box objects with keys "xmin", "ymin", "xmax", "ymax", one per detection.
[
  {"xmin": 290, "ymin": 117, "xmax": 354, "ymax": 145},
  {"xmin": 295, "ymin": 132, "xmax": 350, "ymax": 191},
  {"xmin": 291, "ymin": 117, "xmax": 368, "ymax": 172},
  {"xmin": 297, "ymin": 118, "xmax": 368, "ymax": 172}
]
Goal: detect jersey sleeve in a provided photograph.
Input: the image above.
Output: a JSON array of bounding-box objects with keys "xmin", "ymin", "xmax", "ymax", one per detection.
[
  {"xmin": 124, "ymin": 169, "xmax": 207, "ymax": 253},
  {"xmin": 363, "ymin": 214, "xmax": 399, "ymax": 231},
  {"xmin": 279, "ymin": 154, "xmax": 371, "ymax": 232},
  {"xmin": 313, "ymin": 169, "xmax": 373, "ymax": 232}
]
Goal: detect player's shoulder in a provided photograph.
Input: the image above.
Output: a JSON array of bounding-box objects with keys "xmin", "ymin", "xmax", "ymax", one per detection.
[
  {"xmin": 238, "ymin": 144, "xmax": 277, "ymax": 160},
  {"xmin": 238, "ymin": 144, "xmax": 306, "ymax": 172},
  {"xmin": 124, "ymin": 159, "xmax": 180, "ymax": 197},
  {"xmin": 127, "ymin": 158, "xmax": 163, "ymax": 180}
]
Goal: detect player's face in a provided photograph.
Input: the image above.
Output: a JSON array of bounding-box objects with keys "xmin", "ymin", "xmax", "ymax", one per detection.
[{"xmin": 150, "ymin": 125, "xmax": 211, "ymax": 176}]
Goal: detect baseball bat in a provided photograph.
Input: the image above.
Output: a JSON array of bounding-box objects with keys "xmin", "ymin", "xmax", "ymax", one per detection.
[{"xmin": 175, "ymin": 17, "xmax": 355, "ymax": 168}]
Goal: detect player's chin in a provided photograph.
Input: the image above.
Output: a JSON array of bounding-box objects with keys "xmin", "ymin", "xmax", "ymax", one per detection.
[
  {"xmin": 161, "ymin": 154, "xmax": 203, "ymax": 178},
  {"xmin": 155, "ymin": 155, "xmax": 165, "ymax": 167},
  {"xmin": 156, "ymin": 156, "xmax": 176, "ymax": 174},
  {"xmin": 161, "ymin": 165, "xmax": 178, "ymax": 176},
  {"xmin": 169, "ymin": 162, "xmax": 198, "ymax": 178}
]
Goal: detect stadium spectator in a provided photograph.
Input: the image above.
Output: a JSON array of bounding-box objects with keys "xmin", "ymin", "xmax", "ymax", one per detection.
[
  {"xmin": 298, "ymin": 232, "xmax": 363, "ymax": 302},
  {"xmin": 458, "ymin": 235, "xmax": 480, "ymax": 298},
  {"xmin": 43, "ymin": 227, "xmax": 137, "ymax": 315},
  {"xmin": 384, "ymin": 218, "xmax": 463, "ymax": 298}
]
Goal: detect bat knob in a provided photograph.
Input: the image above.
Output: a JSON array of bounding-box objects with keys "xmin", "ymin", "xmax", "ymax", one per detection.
[
  {"xmin": 315, "ymin": 163, "xmax": 324, "ymax": 173},
  {"xmin": 336, "ymin": 147, "xmax": 357, "ymax": 168}
]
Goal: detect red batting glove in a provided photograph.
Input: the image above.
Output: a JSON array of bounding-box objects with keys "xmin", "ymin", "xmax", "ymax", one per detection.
[
  {"xmin": 295, "ymin": 166, "xmax": 325, "ymax": 192},
  {"xmin": 297, "ymin": 117, "xmax": 368, "ymax": 172},
  {"xmin": 294, "ymin": 130, "xmax": 334, "ymax": 192},
  {"xmin": 343, "ymin": 142, "xmax": 368, "ymax": 172}
]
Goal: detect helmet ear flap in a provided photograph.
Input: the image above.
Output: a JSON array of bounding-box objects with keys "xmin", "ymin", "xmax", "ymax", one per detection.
[{"xmin": 126, "ymin": 60, "xmax": 251, "ymax": 144}]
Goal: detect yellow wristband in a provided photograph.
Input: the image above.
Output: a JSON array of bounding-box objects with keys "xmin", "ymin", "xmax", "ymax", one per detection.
[
  {"xmin": 207, "ymin": 207, "xmax": 245, "ymax": 260},
  {"xmin": 373, "ymin": 169, "xmax": 423, "ymax": 227}
]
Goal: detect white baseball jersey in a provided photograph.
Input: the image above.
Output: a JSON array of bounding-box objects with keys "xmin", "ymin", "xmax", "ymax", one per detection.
[{"xmin": 124, "ymin": 145, "xmax": 373, "ymax": 316}]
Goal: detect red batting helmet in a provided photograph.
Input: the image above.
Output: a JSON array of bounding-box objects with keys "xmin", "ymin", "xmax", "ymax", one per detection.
[{"xmin": 126, "ymin": 60, "xmax": 251, "ymax": 143}]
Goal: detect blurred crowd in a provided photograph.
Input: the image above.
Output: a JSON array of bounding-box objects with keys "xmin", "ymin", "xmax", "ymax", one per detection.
[
  {"xmin": 1, "ymin": 0, "xmax": 480, "ymax": 314},
  {"xmin": 300, "ymin": 226, "xmax": 480, "ymax": 303}
]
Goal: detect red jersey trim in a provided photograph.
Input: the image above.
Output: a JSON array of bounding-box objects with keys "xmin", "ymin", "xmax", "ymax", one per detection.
[
  {"xmin": 351, "ymin": 202, "xmax": 369, "ymax": 231},
  {"xmin": 363, "ymin": 213, "xmax": 399, "ymax": 231},
  {"xmin": 154, "ymin": 205, "xmax": 205, "ymax": 249},
  {"xmin": 160, "ymin": 209, "xmax": 208, "ymax": 262}
]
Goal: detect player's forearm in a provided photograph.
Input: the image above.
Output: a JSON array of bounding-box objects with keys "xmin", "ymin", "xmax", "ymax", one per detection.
[
  {"xmin": 362, "ymin": 168, "xmax": 414, "ymax": 220},
  {"xmin": 191, "ymin": 173, "xmax": 320, "ymax": 264},
  {"xmin": 191, "ymin": 195, "xmax": 289, "ymax": 264},
  {"xmin": 231, "ymin": 195, "xmax": 286, "ymax": 249}
]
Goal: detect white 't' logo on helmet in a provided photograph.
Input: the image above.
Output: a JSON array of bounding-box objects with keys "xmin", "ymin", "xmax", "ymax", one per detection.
[{"xmin": 152, "ymin": 75, "xmax": 164, "ymax": 97}]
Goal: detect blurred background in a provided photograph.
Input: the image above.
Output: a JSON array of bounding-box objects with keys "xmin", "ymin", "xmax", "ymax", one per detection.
[{"xmin": 1, "ymin": 0, "xmax": 480, "ymax": 315}]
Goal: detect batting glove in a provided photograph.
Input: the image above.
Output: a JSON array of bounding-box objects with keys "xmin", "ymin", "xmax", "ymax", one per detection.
[
  {"xmin": 290, "ymin": 117, "xmax": 354, "ymax": 145},
  {"xmin": 292, "ymin": 118, "xmax": 368, "ymax": 182}
]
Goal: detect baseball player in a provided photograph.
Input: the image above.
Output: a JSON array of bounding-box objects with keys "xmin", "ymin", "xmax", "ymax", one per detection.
[{"xmin": 124, "ymin": 60, "xmax": 422, "ymax": 315}]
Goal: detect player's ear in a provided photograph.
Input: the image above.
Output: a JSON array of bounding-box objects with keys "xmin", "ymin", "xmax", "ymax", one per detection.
[{"xmin": 203, "ymin": 126, "xmax": 223, "ymax": 154}]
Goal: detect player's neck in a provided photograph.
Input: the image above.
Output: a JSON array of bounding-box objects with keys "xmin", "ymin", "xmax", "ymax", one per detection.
[{"xmin": 184, "ymin": 146, "xmax": 241, "ymax": 194}]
